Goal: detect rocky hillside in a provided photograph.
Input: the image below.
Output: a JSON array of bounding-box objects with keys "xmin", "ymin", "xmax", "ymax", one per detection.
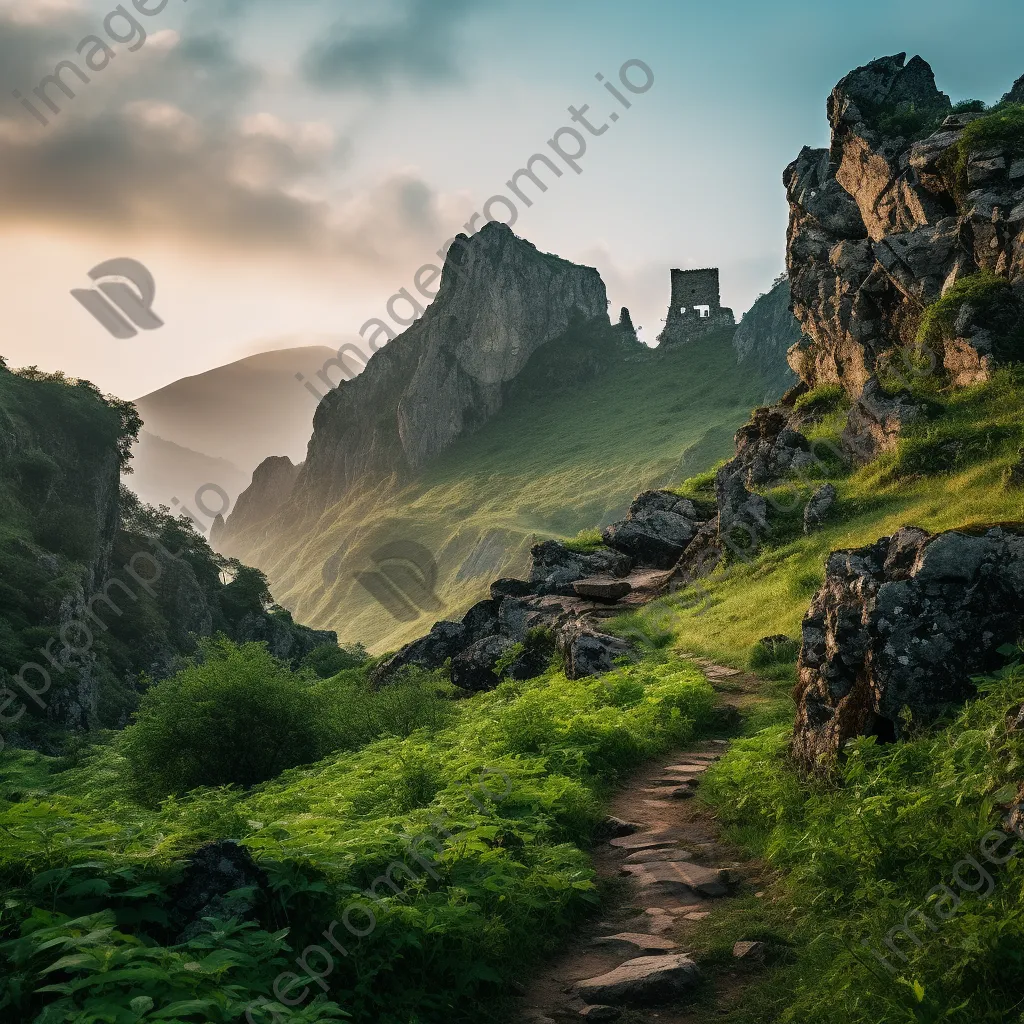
[
  {"xmin": 0, "ymin": 363, "xmax": 336, "ymax": 752},
  {"xmin": 786, "ymin": 53, "xmax": 1024, "ymax": 399},
  {"xmin": 732, "ymin": 275, "xmax": 801, "ymax": 399}
]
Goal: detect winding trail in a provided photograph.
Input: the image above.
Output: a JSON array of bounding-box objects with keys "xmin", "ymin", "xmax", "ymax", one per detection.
[{"xmin": 515, "ymin": 660, "xmax": 769, "ymax": 1023}]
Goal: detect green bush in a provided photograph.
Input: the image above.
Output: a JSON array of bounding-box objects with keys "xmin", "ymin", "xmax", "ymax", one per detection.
[
  {"xmin": 121, "ymin": 639, "xmax": 329, "ymax": 798},
  {"xmin": 562, "ymin": 527, "xmax": 604, "ymax": 554},
  {"xmin": 916, "ymin": 271, "xmax": 1019, "ymax": 350},
  {"xmin": 301, "ymin": 642, "xmax": 368, "ymax": 678},
  {"xmin": 311, "ymin": 666, "xmax": 455, "ymax": 747}
]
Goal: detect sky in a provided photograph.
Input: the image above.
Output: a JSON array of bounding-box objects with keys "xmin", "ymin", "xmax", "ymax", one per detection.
[{"xmin": 2, "ymin": 0, "xmax": 1024, "ymax": 401}]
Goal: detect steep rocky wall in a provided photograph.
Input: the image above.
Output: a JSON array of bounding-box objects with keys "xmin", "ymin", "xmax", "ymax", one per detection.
[
  {"xmin": 294, "ymin": 223, "xmax": 607, "ymax": 512},
  {"xmin": 785, "ymin": 53, "xmax": 1024, "ymax": 395}
]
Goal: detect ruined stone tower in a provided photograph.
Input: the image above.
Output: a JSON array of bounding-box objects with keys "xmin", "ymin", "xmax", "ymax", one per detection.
[{"xmin": 658, "ymin": 267, "xmax": 736, "ymax": 345}]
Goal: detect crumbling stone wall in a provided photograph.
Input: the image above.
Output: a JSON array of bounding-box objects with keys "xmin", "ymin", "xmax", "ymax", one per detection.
[{"xmin": 659, "ymin": 268, "xmax": 736, "ymax": 345}]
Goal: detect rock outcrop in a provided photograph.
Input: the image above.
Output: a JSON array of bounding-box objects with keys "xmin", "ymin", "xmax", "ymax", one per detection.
[
  {"xmin": 785, "ymin": 54, "xmax": 1024, "ymax": 410},
  {"xmin": 792, "ymin": 525, "xmax": 1024, "ymax": 772},
  {"xmin": 299, "ymin": 224, "xmax": 606, "ymax": 507},
  {"xmin": 212, "ymin": 456, "xmax": 298, "ymax": 547}
]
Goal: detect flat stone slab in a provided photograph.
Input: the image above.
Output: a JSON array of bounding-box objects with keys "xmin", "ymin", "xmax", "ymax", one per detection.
[
  {"xmin": 608, "ymin": 827, "xmax": 681, "ymax": 850},
  {"xmin": 576, "ymin": 954, "xmax": 701, "ymax": 1005},
  {"xmin": 649, "ymin": 776, "xmax": 699, "ymax": 788},
  {"xmin": 625, "ymin": 860, "xmax": 731, "ymax": 898},
  {"xmin": 624, "ymin": 848, "xmax": 694, "ymax": 864},
  {"xmin": 591, "ymin": 932, "xmax": 678, "ymax": 955},
  {"xmin": 573, "ymin": 577, "xmax": 633, "ymax": 602},
  {"xmin": 663, "ymin": 763, "xmax": 710, "ymax": 774}
]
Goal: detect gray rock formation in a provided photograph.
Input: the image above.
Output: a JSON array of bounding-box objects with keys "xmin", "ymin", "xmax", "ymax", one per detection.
[
  {"xmin": 786, "ymin": 54, "xmax": 1024, "ymax": 417},
  {"xmin": 792, "ymin": 525, "xmax": 1024, "ymax": 772},
  {"xmin": 603, "ymin": 491, "xmax": 705, "ymax": 569},
  {"xmin": 730, "ymin": 407, "xmax": 815, "ymax": 487},
  {"xmin": 557, "ymin": 620, "xmax": 634, "ymax": 679},
  {"xmin": 732, "ymin": 276, "xmax": 802, "ymax": 399},
  {"xmin": 803, "ymin": 484, "xmax": 837, "ymax": 534},
  {"xmin": 530, "ymin": 540, "xmax": 632, "ymax": 596},
  {"xmin": 299, "ymin": 223, "xmax": 606, "ymax": 509},
  {"xmin": 213, "ymin": 456, "xmax": 298, "ymax": 547},
  {"xmin": 840, "ymin": 378, "xmax": 925, "ymax": 462}
]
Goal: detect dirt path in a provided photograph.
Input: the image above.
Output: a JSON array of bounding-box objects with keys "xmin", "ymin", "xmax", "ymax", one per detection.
[{"xmin": 514, "ymin": 661, "xmax": 769, "ymax": 1023}]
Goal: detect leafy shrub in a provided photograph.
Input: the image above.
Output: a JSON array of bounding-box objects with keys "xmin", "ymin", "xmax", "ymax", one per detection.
[
  {"xmin": 311, "ymin": 666, "xmax": 455, "ymax": 747},
  {"xmin": 748, "ymin": 634, "xmax": 800, "ymax": 672},
  {"xmin": 121, "ymin": 639, "xmax": 329, "ymax": 798},
  {"xmin": 874, "ymin": 101, "xmax": 947, "ymax": 141},
  {"xmin": 301, "ymin": 642, "xmax": 368, "ymax": 678}
]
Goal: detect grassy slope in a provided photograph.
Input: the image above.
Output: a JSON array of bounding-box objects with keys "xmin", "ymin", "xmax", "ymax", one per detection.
[
  {"xmin": 234, "ymin": 330, "xmax": 767, "ymax": 653},
  {"xmin": 602, "ymin": 370, "xmax": 1024, "ymax": 1023}
]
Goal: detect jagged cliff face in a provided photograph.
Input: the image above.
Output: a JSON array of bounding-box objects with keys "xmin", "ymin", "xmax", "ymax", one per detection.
[
  {"xmin": 291, "ymin": 222, "xmax": 608, "ymax": 511},
  {"xmin": 785, "ymin": 53, "xmax": 1024, "ymax": 394},
  {"xmin": 732, "ymin": 276, "xmax": 801, "ymax": 398}
]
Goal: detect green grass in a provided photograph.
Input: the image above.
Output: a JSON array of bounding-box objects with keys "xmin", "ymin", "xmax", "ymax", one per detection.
[
  {"xmin": 225, "ymin": 330, "xmax": 769, "ymax": 653},
  {"xmin": 615, "ymin": 370, "xmax": 1024, "ymax": 668},
  {"xmin": 696, "ymin": 660, "xmax": 1024, "ymax": 1024},
  {"xmin": 0, "ymin": 654, "xmax": 716, "ymax": 1024}
]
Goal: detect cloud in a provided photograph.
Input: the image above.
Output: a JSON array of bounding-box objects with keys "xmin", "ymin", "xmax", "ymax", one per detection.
[
  {"xmin": 302, "ymin": 0, "xmax": 489, "ymax": 93},
  {"xmin": 0, "ymin": 1, "xmax": 478, "ymax": 272}
]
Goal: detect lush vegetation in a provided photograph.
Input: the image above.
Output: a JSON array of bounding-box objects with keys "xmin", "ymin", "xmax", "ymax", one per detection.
[
  {"xmin": 698, "ymin": 659, "xmax": 1024, "ymax": 1024},
  {"xmin": 0, "ymin": 646, "xmax": 717, "ymax": 1023},
  {"xmin": 592, "ymin": 362, "xmax": 1024, "ymax": 1023}
]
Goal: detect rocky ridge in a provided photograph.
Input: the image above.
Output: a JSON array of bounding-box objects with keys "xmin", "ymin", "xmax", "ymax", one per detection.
[{"xmin": 785, "ymin": 53, "xmax": 1024, "ymax": 454}]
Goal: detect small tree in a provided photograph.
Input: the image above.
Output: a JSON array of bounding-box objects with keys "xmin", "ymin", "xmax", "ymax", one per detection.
[{"xmin": 121, "ymin": 638, "xmax": 327, "ymax": 798}]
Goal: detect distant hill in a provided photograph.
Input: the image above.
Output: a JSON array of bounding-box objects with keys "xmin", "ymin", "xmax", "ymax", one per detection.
[
  {"xmin": 133, "ymin": 346, "xmax": 345, "ymax": 475},
  {"xmin": 126, "ymin": 430, "xmax": 250, "ymax": 515}
]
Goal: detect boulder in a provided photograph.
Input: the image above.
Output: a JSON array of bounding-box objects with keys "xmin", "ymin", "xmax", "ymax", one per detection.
[
  {"xmin": 841, "ymin": 378, "xmax": 925, "ymax": 463},
  {"xmin": 573, "ymin": 577, "xmax": 633, "ymax": 602},
  {"xmin": 793, "ymin": 525, "xmax": 1024, "ymax": 772},
  {"xmin": 730, "ymin": 407, "xmax": 815, "ymax": 486},
  {"xmin": 557, "ymin": 620, "xmax": 634, "ymax": 679},
  {"xmin": 169, "ymin": 840, "xmax": 269, "ymax": 942},
  {"xmin": 603, "ymin": 510, "xmax": 698, "ymax": 569},
  {"xmin": 450, "ymin": 634, "xmax": 517, "ymax": 692},
  {"xmin": 530, "ymin": 540, "xmax": 632, "ymax": 596},
  {"xmin": 371, "ymin": 620, "xmax": 466, "ymax": 683},
  {"xmin": 489, "ymin": 578, "xmax": 536, "ymax": 600},
  {"xmin": 576, "ymin": 954, "xmax": 701, "ymax": 1005},
  {"xmin": 716, "ymin": 467, "xmax": 769, "ymax": 544},
  {"xmin": 461, "ymin": 598, "xmax": 503, "ymax": 644},
  {"xmin": 803, "ymin": 483, "xmax": 838, "ymax": 534}
]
